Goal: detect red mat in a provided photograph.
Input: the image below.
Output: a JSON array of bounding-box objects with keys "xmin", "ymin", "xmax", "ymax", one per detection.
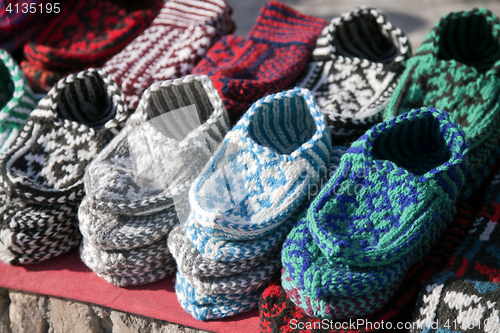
[{"xmin": 0, "ymin": 249, "xmax": 260, "ymax": 333}]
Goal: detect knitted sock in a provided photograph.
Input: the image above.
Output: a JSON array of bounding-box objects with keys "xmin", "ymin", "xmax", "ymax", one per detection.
[
  {"xmin": 0, "ymin": 50, "xmax": 36, "ymax": 153},
  {"xmin": 296, "ymin": 7, "xmax": 411, "ymax": 144},
  {"xmin": 384, "ymin": 8, "xmax": 500, "ymax": 199},
  {"xmin": 259, "ymin": 204, "xmax": 472, "ymax": 333},
  {"xmin": 411, "ymin": 167, "xmax": 500, "ymax": 332},
  {"xmin": 281, "ymin": 107, "xmax": 468, "ymax": 320},
  {"xmin": 192, "ymin": 1, "xmax": 327, "ymax": 123},
  {"xmin": 103, "ymin": 0, "xmax": 235, "ymax": 111},
  {"xmin": 21, "ymin": 0, "xmax": 163, "ymax": 92}
]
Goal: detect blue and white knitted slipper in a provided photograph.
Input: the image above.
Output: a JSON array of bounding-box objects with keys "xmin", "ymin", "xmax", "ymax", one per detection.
[{"xmin": 188, "ymin": 87, "xmax": 332, "ymax": 241}]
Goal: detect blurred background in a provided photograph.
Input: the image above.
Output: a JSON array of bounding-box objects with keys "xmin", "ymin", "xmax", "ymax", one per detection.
[{"xmin": 225, "ymin": 0, "xmax": 500, "ymax": 49}]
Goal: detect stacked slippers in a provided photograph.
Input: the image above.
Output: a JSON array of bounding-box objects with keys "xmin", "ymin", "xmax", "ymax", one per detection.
[
  {"xmin": 296, "ymin": 7, "xmax": 411, "ymax": 145},
  {"xmin": 281, "ymin": 107, "xmax": 469, "ymax": 320},
  {"xmin": 21, "ymin": 0, "xmax": 163, "ymax": 92},
  {"xmin": 0, "ymin": 50, "xmax": 36, "ymax": 153},
  {"xmin": 79, "ymin": 75, "xmax": 230, "ymax": 286},
  {"xmin": 103, "ymin": 0, "xmax": 235, "ymax": 111},
  {"xmin": 0, "ymin": 68, "xmax": 128, "ymax": 265},
  {"xmin": 168, "ymin": 87, "xmax": 334, "ymax": 320},
  {"xmin": 384, "ymin": 8, "xmax": 500, "ymax": 199}
]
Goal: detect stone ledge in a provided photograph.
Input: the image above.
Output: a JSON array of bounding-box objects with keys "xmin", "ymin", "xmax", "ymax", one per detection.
[{"xmin": 0, "ymin": 288, "xmax": 209, "ymax": 333}]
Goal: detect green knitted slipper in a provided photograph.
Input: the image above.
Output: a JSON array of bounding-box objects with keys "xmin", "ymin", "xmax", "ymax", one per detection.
[
  {"xmin": 384, "ymin": 8, "xmax": 500, "ymax": 198},
  {"xmin": 0, "ymin": 50, "xmax": 35, "ymax": 153}
]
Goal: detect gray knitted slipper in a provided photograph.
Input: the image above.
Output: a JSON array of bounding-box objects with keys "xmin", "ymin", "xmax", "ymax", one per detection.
[
  {"xmin": 168, "ymin": 223, "xmax": 281, "ymax": 278},
  {"xmin": 297, "ymin": 7, "xmax": 411, "ymax": 144}
]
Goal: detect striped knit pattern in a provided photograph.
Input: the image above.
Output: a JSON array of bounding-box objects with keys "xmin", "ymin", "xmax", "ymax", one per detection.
[
  {"xmin": 79, "ymin": 75, "xmax": 230, "ymax": 286},
  {"xmin": 411, "ymin": 175, "xmax": 500, "ymax": 332},
  {"xmin": 0, "ymin": 50, "xmax": 36, "ymax": 153},
  {"xmin": 281, "ymin": 107, "xmax": 468, "ymax": 319},
  {"xmin": 259, "ymin": 205, "xmax": 472, "ymax": 333},
  {"xmin": 297, "ymin": 7, "xmax": 411, "ymax": 144},
  {"xmin": 0, "ymin": 68, "xmax": 128, "ymax": 265},
  {"xmin": 103, "ymin": 0, "xmax": 235, "ymax": 111},
  {"xmin": 192, "ymin": 1, "xmax": 327, "ymax": 123},
  {"xmin": 384, "ymin": 8, "xmax": 500, "ymax": 199}
]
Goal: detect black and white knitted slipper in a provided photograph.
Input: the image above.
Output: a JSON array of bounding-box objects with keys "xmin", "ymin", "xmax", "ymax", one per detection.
[
  {"xmin": 297, "ymin": 7, "xmax": 411, "ymax": 143},
  {"xmin": 79, "ymin": 197, "xmax": 178, "ymax": 250},
  {"xmin": 168, "ymin": 223, "xmax": 281, "ymax": 278},
  {"xmin": 0, "ymin": 68, "xmax": 128, "ymax": 206},
  {"xmin": 83, "ymin": 74, "xmax": 229, "ymax": 216}
]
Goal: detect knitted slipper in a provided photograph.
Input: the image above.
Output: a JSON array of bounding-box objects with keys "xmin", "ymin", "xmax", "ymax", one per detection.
[
  {"xmin": 384, "ymin": 8, "xmax": 500, "ymax": 198},
  {"xmin": 168, "ymin": 223, "xmax": 280, "ymax": 278},
  {"xmin": 83, "ymin": 75, "xmax": 229, "ymax": 217},
  {"xmin": 188, "ymin": 87, "xmax": 332, "ymax": 242},
  {"xmin": 259, "ymin": 205, "xmax": 472, "ymax": 332},
  {"xmin": 282, "ymin": 107, "xmax": 468, "ymax": 319},
  {"xmin": 175, "ymin": 272, "xmax": 264, "ymax": 320},
  {"xmin": 0, "ymin": 68, "xmax": 127, "ymax": 205},
  {"xmin": 192, "ymin": 1, "xmax": 327, "ymax": 123},
  {"xmin": 103, "ymin": 0, "xmax": 235, "ymax": 110},
  {"xmin": 0, "ymin": 50, "xmax": 36, "ymax": 153},
  {"xmin": 296, "ymin": 7, "xmax": 411, "ymax": 143},
  {"xmin": 411, "ymin": 175, "xmax": 500, "ymax": 332},
  {"xmin": 21, "ymin": 0, "xmax": 162, "ymax": 92}
]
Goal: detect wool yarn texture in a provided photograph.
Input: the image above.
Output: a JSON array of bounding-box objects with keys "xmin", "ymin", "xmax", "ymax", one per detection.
[
  {"xmin": 192, "ymin": 1, "xmax": 327, "ymax": 124},
  {"xmin": 384, "ymin": 8, "xmax": 500, "ymax": 200},
  {"xmin": 411, "ymin": 167, "xmax": 500, "ymax": 333},
  {"xmin": 20, "ymin": 0, "xmax": 163, "ymax": 92},
  {"xmin": 172, "ymin": 87, "xmax": 333, "ymax": 320},
  {"xmin": 103, "ymin": 0, "xmax": 235, "ymax": 111},
  {"xmin": 281, "ymin": 107, "xmax": 468, "ymax": 320},
  {"xmin": 79, "ymin": 74, "xmax": 230, "ymax": 286},
  {"xmin": 296, "ymin": 7, "xmax": 411, "ymax": 145},
  {"xmin": 259, "ymin": 203, "xmax": 472, "ymax": 333},
  {"xmin": 0, "ymin": 50, "xmax": 36, "ymax": 153},
  {"xmin": 0, "ymin": 68, "xmax": 128, "ymax": 265}
]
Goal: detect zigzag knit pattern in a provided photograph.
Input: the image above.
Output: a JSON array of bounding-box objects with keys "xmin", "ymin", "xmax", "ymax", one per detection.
[
  {"xmin": 0, "ymin": 50, "xmax": 36, "ymax": 153},
  {"xmin": 384, "ymin": 8, "xmax": 500, "ymax": 199},
  {"xmin": 281, "ymin": 107, "xmax": 468, "ymax": 320},
  {"xmin": 192, "ymin": 1, "xmax": 327, "ymax": 123},
  {"xmin": 259, "ymin": 204, "xmax": 472, "ymax": 333},
  {"xmin": 297, "ymin": 7, "xmax": 411, "ymax": 144},
  {"xmin": 103, "ymin": 0, "xmax": 235, "ymax": 111},
  {"xmin": 79, "ymin": 75, "xmax": 230, "ymax": 286},
  {"xmin": 0, "ymin": 68, "xmax": 128, "ymax": 265},
  {"xmin": 21, "ymin": 0, "xmax": 163, "ymax": 92}
]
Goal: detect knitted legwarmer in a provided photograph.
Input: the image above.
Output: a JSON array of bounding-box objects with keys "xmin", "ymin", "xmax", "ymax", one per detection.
[
  {"xmin": 21, "ymin": 0, "xmax": 163, "ymax": 92},
  {"xmin": 282, "ymin": 107, "xmax": 468, "ymax": 319},
  {"xmin": 384, "ymin": 8, "xmax": 500, "ymax": 199},
  {"xmin": 297, "ymin": 7, "xmax": 411, "ymax": 144},
  {"xmin": 0, "ymin": 50, "xmax": 36, "ymax": 153},
  {"xmin": 192, "ymin": 1, "xmax": 327, "ymax": 123},
  {"xmin": 259, "ymin": 204, "xmax": 472, "ymax": 333},
  {"xmin": 104, "ymin": 0, "xmax": 235, "ymax": 111},
  {"xmin": 411, "ymin": 169, "xmax": 500, "ymax": 332}
]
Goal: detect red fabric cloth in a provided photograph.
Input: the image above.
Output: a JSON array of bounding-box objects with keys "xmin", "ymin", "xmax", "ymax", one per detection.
[{"xmin": 0, "ymin": 249, "xmax": 260, "ymax": 333}]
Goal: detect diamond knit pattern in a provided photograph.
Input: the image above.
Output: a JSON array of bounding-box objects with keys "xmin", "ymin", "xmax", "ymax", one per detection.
[
  {"xmin": 103, "ymin": 0, "xmax": 235, "ymax": 111},
  {"xmin": 281, "ymin": 107, "xmax": 468, "ymax": 320},
  {"xmin": 384, "ymin": 8, "xmax": 500, "ymax": 198},
  {"xmin": 0, "ymin": 50, "xmax": 36, "ymax": 153},
  {"xmin": 192, "ymin": 1, "xmax": 327, "ymax": 123},
  {"xmin": 297, "ymin": 7, "xmax": 411, "ymax": 144}
]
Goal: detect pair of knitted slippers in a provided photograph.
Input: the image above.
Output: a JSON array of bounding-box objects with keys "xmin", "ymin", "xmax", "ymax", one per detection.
[
  {"xmin": 168, "ymin": 87, "xmax": 337, "ymax": 320},
  {"xmin": 280, "ymin": 107, "xmax": 468, "ymax": 320},
  {"xmin": 385, "ymin": 8, "xmax": 500, "ymax": 199},
  {"xmin": 79, "ymin": 75, "xmax": 231, "ymax": 286},
  {"xmin": 0, "ymin": 68, "xmax": 128, "ymax": 265},
  {"xmin": 296, "ymin": 7, "xmax": 411, "ymax": 145}
]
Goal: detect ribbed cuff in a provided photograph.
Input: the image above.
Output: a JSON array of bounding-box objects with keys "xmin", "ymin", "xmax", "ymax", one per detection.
[{"xmin": 247, "ymin": 1, "xmax": 327, "ymax": 45}]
